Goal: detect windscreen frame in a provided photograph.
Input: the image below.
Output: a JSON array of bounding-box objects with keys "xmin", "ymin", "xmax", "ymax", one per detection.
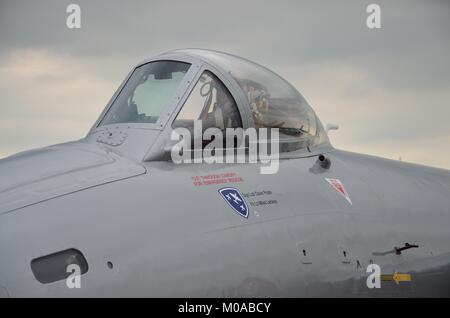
[{"xmin": 88, "ymin": 55, "xmax": 203, "ymax": 135}]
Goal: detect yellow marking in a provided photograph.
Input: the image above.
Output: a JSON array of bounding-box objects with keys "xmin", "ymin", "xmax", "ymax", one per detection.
[
  {"xmin": 380, "ymin": 272, "xmax": 412, "ymax": 284},
  {"xmin": 393, "ymin": 272, "xmax": 412, "ymax": 285},
  {"xmin": 380, "ymin": 274, "xmax": 393, "ymax": 281}
]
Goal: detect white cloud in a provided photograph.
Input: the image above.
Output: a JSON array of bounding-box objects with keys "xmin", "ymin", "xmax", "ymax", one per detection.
[
  {"xmin": 0, "ymin": 1, "xmax": 449, "ymax": 170},
  {"xmin": 0, "ymin": 49, "xmax": 119, "ymax": 157},
  {"xmin": 284, "ymin": 60, "xmax": 450, "ymax": 169}
]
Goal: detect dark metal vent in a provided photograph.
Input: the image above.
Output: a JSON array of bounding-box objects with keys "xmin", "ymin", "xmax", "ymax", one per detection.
[{"xmin": 30, "ymin": 249, "xmax": 88, "ymax": 284}]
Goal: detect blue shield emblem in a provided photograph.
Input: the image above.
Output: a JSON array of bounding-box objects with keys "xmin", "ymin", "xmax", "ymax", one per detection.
[{"xmin": 218, "ymin": 187, "xmax": 249, "ymax": 218}]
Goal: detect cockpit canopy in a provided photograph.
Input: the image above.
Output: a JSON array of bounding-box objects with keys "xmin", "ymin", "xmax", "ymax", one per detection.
[{"xmin": 95, "ymin": 49, "xmax": 329, "ymax": 153}]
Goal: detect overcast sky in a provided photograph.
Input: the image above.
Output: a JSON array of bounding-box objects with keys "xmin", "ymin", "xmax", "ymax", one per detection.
[{"xmin": 0, "ymin": 0, "xmax": 449, "ymax": 169}]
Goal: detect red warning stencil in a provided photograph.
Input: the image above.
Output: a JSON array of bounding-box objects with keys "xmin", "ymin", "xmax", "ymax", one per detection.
[{"xmin": 325, "ymin": 178, "xmax": 352, "ymax": 205}]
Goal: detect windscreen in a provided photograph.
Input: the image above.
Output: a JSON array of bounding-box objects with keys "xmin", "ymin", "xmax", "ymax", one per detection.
[{"xmin": 100, "ymin": 61, "xmax": 191, "ymax": 126}]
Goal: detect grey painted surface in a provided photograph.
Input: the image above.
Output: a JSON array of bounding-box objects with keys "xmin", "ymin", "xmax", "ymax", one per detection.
[{"xmin": 0, "ymin": 50, "xmax": 449, "ymax": 297}]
